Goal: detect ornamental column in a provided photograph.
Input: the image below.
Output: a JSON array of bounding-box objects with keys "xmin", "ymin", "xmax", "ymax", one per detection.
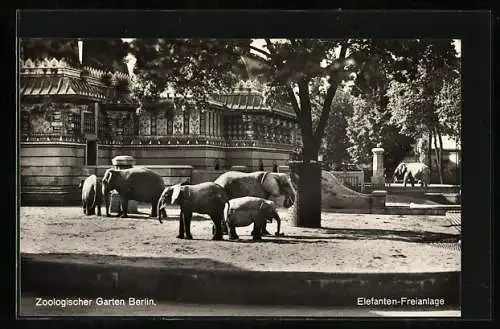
[
  {"xmin": 242, "ymin": 115, "xmax": 254, "ymax": 140},
  {"xmin": 371, "ymin": 143, "xmax": 385, "ymax": 187}
]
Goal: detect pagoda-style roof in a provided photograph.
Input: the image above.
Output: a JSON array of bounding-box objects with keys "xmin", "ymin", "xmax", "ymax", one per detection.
[
  {"xmin": 210, "ymin": 88, "xmax": 296, "ymax": 119},
  {"xmin": 19, "ymin": 58, "xmax": 134, "ymax": 107},
  {"xmin": 20, "ymin": 75, "xmax": 108, "ymax": 100}
]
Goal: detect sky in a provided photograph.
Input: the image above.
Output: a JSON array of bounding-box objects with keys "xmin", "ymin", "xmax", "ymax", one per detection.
[{"xmin": 121, "ymin": 39, "xmax": 462, "ymax": 76}]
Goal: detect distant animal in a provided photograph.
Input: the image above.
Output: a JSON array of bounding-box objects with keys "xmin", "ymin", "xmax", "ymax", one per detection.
[
  {"xmin": 78, "ymin": 175, "xmax": 103, "ymax": 216},
  {"xmin": 223, "ymin": 196, "xmax": 283, "ymax": 241},
  {"xmin": 214, "ymin": 171, "xmax": 296, "ymax": 235},
  {"xmin": 102, "ymin": 167, "xmax": 165, "ymax": 218},
  {"xmin": 157, "ymin": 182, "xmax": 229, "ymax": 240},
  {"xmin": 393, "ymin": 162, "xmax": 430, "ymax": 187}
]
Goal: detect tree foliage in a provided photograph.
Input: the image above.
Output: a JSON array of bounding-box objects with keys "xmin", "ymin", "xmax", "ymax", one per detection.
[
  {"xmin": 20, "ymin": 38, "xmax": 129, "ymax": 74},
  {"xmin": 20, "ymin": 38, "xmax": 79, "ymax": 66},
  {"xmin": 322, "ymin": 88, "xmax": 353, "ymax": 166},
  {"xmin": 128, "ymin": 39, "xmax": 250, "ymax": 107},
  {"xmin": 385, "ymin": 40, "xmax": 460, "ymax": 182}
]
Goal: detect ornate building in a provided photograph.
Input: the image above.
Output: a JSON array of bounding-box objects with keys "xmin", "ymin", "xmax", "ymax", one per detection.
[{"xmin": 19, "ymin": 57, "xmax": 300, "ymax": 204}]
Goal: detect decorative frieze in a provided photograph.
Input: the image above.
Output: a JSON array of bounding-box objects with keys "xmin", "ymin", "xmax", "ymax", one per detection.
[
  {"xmin": 139, "ymin": 112, "xmax": 152, "ymax": 136},
  {"xmin": 21, "ymin": 102, "xmax": 84, "ymax": 137},
  {"xmin": 21, "ymin": 58, "xmax": 130, "ymax": 85},
  {"xmin": 173, "ymin": 111, "xmax": 183, "ymax": 135},
  {"xmin": 156, "ymin": 114, "xmax": 169, "ymax": 136},
  {"xmin": 106, "ymin": 111, "xmax": 135, "ymax": 137},
  {"xmin": 190, "ymin": 110, "xmax": 200, "ymax": 135}
]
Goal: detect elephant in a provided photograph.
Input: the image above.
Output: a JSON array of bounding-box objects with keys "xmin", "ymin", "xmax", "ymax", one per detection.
[
  {"xmin": 157, "ymin": 182, "xmax": 229, "ymax": 240},
  {"xmin": 78, "ymin": 174, "xmax": 103, "ymax": 216},
  {"xmin": 102, "ymin": 167, "xmax": 165, "ymax": 218},
  {"xmin": 393, "ymin": 162, "xmax": 430, "ymax": 187},
  {"xmin": 214, "ymin": 171, "xmax": 296, "ymax": 235},
  {"xmin": 223, "ymin": 196, "xmax": 283, "ymax": 241}
]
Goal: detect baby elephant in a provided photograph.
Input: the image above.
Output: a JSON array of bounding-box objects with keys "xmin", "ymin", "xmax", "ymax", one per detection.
[
  {"xmin": 224, "ymin": 196, "xmax": 283, "ymax": 241},
  {"xmin": 78, "ymin": 174, "xmax": 103, "ymax": 216}
]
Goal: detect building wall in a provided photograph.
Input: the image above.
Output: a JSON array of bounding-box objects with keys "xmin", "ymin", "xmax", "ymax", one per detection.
[{"xmin": 20, "ymin": 143, "xmax": 86, "ymax": 205}]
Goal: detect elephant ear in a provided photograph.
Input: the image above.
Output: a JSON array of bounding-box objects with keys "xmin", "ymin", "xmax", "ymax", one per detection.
[
  {"xmin": 170, "ymin": 184, "xmax": 183, "ymax": 205},
  {"xmin": 261, "ymin": 172, "xmax": 280, "ymax": 197}
]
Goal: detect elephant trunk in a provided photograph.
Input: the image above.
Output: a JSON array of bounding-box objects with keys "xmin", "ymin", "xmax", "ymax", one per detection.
[
  {"xmin": 157, "ymin": 200, "xmax": 166, "ymax": 224},
  {"xmin": 273, "ymin": 211, "xmax": 281, "ymax": 235},
  {"xmin": 284, "ymin": 194, "xmax": 295, "ymax": 208}
]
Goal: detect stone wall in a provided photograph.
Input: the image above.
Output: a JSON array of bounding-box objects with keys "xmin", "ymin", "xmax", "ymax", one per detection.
[
  {"xmin": 97, "ymin": 145, "xmax": 228, "ymax": 169},
  {"xmin": 20, "ymin": 143, "xmax": 86, "ymax": 205},
  {"xmin": 191, "ymin": 169, "xmax": 227, "ymax": 185},
  {"xmin": 225, "ymin": 147, "xmax": 291, "ymax": 171},
  {"xmin": 331, "ymin": 171, "xmax": 365, "ymax": 192}
]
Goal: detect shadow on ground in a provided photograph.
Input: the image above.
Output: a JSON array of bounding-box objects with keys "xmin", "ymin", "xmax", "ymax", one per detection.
[
  {"xmin": 271, "ymin": 227, "xmax": 460, "ymax": 244},
  {"xmin": 101, "ymin": 214, "xmax": 209, "ymax": 221},
  {"xmin": 21, "ymin": 253, "xmax": 247, "ymax": 272}
]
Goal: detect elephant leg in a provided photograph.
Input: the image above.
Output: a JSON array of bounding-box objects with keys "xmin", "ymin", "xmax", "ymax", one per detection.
[
  {"xmin": 82, "ymin": 200, "xmax": 87, "ymax": 215},
  {"xmin": 261, "ymin": 222, "xmax": 271, "ymax": 236},
  {"xmin": 104, "ymin": 194, "xmax": 111, "ymax": 217},
  {"xmin": 177, "ymin": 210, "xmax": 185, "ymax": 239},
  {"xmin": 211, "ymin": 214, "xmax": 223, "ymax": 241},
  {"xmin": 85, "ymin": 202, "xmax": 92, "ymax": 216},
  {"xmin": 403, "ymin": 173, "xmax": 410, "ymax": 187},
  {"xmin": 117, "ymin": 201, "xmax": 123, "ymax": 217},
  {"xmin": 183, "ymin": 211, "xmax": 193, "ymax": 240},
  {"xmin": 221, "ymin": 219, "xmax": 229, "ymax": 235},
  {"xmin": 228, "ymin": 223, "xmax": 239, "ymax": 240},
  {"xmin": 150, "ymin": 197, "xmax": 158, "ymax": 218},
  {"xmin": 120, "ymin": 196, "xmax": 129, "ymax": 218},
  {"xmin": 252, "ymin": 223, "xmax": 263, "ymax": 241},
  {"xmin": 96, "ymin": 205, "xmax": 101, "ymax": 216}
]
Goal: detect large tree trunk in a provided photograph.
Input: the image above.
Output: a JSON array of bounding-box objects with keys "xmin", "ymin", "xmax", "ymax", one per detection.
[
  {"xmin": 427, "ymin": 129, "xmax": 433, "ymax": 170},
  {"xmin": 432, "ymin": 128, "xmax": 444, "ymax": 184},
  {"xmin": 289, "ymin": 159, "xmax": 322, "ymax": 228},
  {"xmin": 436, "ymin": 126, "xmax": 445, "ymax": 184}
]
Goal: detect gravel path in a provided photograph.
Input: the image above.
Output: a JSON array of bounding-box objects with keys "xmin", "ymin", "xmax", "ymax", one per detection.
[{"xmin": 20, "ymin": 206, "xmax": 461, "ymax": 273}]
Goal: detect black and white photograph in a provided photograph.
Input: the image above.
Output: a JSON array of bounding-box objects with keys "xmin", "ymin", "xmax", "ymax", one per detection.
[{"xmin": 16, "ymin": 10, "xmax": 485, "ymax": 319}]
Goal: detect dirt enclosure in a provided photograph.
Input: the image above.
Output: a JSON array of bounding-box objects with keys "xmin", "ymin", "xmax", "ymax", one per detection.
[{"xmin": 20, "ymin": 206, "xmax": 461, "ymax": 273}]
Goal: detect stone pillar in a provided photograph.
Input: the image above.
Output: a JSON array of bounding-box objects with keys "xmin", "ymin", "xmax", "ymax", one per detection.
[
  {"xmin": 110, "ymin": 155, "xmax": 138, "ymax": 214},
  {"xmin": 371, "ymin": 146, "xmax": 385, "ymax": 187},
  {"xmin": 370, "ymin": 190, "xmax": 387, "ymax": 209},
  {"xmin": 94, "ymin": 102, "xmax": 99, "ymax": 136}
]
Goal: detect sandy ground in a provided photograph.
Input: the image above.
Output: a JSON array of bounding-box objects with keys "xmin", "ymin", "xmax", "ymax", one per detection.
[{"xmin": 19, "ymin": 206, "xmax": 461, "ymax": 273}]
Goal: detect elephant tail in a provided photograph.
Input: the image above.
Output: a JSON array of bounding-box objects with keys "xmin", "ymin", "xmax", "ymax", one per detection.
[{"xmin": 157, "ymin": 199, "xmax": 164, "ymax": 224}]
